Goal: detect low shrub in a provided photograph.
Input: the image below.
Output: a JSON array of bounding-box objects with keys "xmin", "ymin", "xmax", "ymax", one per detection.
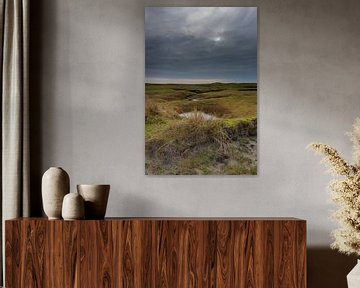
[
  {"xmin": 145, "ymin": 99, "xmax": 178, "ymax": 123},
  {"xmin": 223, "ymin": 117, "xmax": 257, "ymax": 139}
]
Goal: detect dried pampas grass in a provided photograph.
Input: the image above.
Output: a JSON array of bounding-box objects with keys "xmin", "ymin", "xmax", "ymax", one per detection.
[{"xmin": 308, "ymin": 118, "xmax": 360, "ymax": 256}]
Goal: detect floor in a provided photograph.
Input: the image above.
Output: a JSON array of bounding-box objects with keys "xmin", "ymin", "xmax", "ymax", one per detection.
[{"xmin": 308, "ymin": 248, "xmax": 357, "ymax": 287}]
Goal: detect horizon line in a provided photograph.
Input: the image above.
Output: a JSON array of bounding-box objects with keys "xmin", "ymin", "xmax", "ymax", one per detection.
[{"xmin": 145, "ymin": 82, "xmax": 257, "ymax": 85}]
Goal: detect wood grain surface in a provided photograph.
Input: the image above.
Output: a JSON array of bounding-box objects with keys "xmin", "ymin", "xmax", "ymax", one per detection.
[{"xmin": 5, "ymin": 218, "xmax": 306, "ymax": 287}]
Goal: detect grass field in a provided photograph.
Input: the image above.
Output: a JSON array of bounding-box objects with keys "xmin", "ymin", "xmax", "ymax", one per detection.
[{"xmin": 145, "ymin": 83, "xmax": 257, "ymax": 175}]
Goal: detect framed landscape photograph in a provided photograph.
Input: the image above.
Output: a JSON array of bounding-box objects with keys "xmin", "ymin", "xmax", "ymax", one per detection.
[{"xmin": 145, "ymin": 7, "xmax": 257, "ymax": 175}]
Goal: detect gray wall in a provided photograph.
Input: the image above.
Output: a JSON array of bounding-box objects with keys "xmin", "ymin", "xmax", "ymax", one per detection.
[{"xmin": 31, "ymin": 0, "xmax": 360, "ymax": 253}]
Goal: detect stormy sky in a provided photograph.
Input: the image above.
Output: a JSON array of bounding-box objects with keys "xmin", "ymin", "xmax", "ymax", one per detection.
[{"xmin": 145, "ymin": 7, "xmax": 257, "ymax": 84}]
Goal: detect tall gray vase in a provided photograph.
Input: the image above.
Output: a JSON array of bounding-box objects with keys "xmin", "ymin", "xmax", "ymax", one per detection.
[{"xmin": 42, "ymin": 167, "xmax": 70, "ymax": 219}]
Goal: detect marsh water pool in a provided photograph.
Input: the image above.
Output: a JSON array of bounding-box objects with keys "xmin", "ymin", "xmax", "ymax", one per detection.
[{"xmin": 179, "ymin": 111, "xmax": 217, "ymax": 120}]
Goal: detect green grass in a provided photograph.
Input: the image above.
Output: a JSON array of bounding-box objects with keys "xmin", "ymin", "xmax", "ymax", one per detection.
[{"xmin": 145, "ymin": 83, "xmax": 257, "ymax": 175}]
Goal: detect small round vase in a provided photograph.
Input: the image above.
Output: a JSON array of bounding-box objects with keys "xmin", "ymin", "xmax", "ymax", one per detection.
[
  {"xmin": 42, "ymin": 167, "xmax": 70, "ymax": 219},
  {"xmin": 62, "ymin": 192, "xmax": 85, "ymax": 220},
  {"xmin": 77, "ymin": 184, "xmax": 110, "ymax": 219}
]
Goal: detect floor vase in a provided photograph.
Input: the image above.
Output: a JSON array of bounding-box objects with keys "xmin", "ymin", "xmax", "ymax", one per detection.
[{"xmin": 347, "ymin": 260, "xmax": 360, "ymax": 288}]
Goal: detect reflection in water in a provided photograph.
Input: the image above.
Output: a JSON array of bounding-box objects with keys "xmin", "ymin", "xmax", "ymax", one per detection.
[{"xmin": 179, "ymin": 111, "xmax": 217, "ymax": 120}]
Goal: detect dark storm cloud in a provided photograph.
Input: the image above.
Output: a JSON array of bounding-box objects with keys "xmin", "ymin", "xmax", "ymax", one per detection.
[{"xmin": 145, "ymin": 7, "xmax": 257, "ymax": 83}]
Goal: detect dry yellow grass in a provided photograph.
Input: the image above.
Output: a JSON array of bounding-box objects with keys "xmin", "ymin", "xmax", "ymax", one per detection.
[{"xmin": 147, "ymin": 112, "xmax": 230, "ymax": 156}]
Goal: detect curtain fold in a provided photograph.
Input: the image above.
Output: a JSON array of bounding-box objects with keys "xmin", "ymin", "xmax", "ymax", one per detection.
[{"xmin": 0, "ymin": 0, "xmax": 30, "ymax": 284}]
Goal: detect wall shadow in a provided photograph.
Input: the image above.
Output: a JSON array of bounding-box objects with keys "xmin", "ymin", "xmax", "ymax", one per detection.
[
  {"xmin": 109, "ymin": 193, "xmax": 182, "ymax": 217},
  {"xmin": 29, "ymin": 0, "xmax": 45, "ymax": 216},
  {"xmin": 308, "ymin": 248, "xmax": 357, "ymax": 288}
]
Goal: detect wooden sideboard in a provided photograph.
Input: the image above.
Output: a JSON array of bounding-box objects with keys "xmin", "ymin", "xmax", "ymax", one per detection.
[{"xmin": 5, "ymin": 218, "xmax": 306, "ymax": 287}]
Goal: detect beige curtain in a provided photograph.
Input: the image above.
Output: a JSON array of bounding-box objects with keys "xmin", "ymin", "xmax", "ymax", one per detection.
[{"xmin": 0, "ymin": 0, "xmax": 30, "ymax": 284}]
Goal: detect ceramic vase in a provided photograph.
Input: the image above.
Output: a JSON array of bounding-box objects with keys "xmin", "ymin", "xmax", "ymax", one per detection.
[
  {"xmin": 62, "ymin": 192, "xmax": 85, "ymax": 220},
  {"xmin": 77, "ymin": 184, "xmax": 110, "ymax": 219},
  {"xmin": 347, "ymin": 260, "xmax": 360, "ymax": 288},
  {"xmin": 42, "ymin": 167, "xmax": 70, "ymax": 219}
]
